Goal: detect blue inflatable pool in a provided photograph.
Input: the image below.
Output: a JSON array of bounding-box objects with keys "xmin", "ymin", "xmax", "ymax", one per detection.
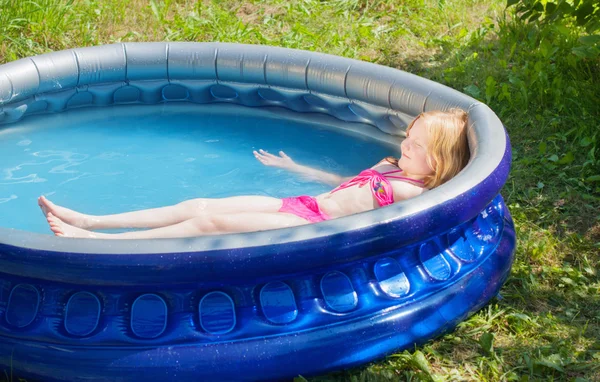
[{"xmin": 0, "ymin": 43, "xmax": 514, "ymax": 381}]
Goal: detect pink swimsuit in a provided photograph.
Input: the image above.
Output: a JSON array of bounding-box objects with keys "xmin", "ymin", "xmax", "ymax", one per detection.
[
  {"xmin": 279, "ymin": 195, "xmax": 331, "ymax": 223},
  {"xmin": 278, "ymin": 168, "xmax": 424, "ymax": 223}
]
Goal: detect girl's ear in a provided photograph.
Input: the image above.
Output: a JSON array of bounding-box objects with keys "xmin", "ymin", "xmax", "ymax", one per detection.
[{"xmin": 429, "ymin": 156, "xmax": 437, "ymax": 171}]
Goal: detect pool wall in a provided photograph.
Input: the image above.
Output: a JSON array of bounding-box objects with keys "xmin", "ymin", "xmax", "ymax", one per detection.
[{"xmin": 0, "ymin": 43, "xmax": 514, "ymax": 381}]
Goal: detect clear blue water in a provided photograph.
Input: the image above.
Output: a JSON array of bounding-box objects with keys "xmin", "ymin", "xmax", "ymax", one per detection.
[{"xmin": 0, "ymin": 104, "xmax": 399, "ymax": 234}]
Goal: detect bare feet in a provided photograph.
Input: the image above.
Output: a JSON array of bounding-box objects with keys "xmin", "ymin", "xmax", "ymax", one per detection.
[
  {"xmin": 38, "ymin": 195, "xmax": 92, "ymax": 229},
  {"xmin": 46, "ymin": 213, "xmax": 98, "ymax": 238}
]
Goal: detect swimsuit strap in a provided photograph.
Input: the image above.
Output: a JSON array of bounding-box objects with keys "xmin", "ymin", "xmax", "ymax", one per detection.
[
  {"xmin": 385, "ymin": 175, "xmax": 425, "ymax": 184},
  {"xmin": 381, "ymin": 168, "xmax": 425, "ymax": 184},
  {"xmin": 380, "ymin": 169, "xmax": 402, "ymax": 175}
]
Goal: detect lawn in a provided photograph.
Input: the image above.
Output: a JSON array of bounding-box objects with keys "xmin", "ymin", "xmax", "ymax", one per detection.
[{"xmin": 1, "ymin": 0, "xmax": 599, "ymax": 381}]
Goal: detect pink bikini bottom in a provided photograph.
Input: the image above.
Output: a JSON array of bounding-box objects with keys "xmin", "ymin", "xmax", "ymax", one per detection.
[{"xmin": 279, "ymin": 196, "xmax": 331, "ymax": 223}]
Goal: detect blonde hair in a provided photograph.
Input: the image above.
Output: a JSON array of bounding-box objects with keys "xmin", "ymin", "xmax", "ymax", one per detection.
[{"xmin": 386, "ymin": 108, "xmax": 470, "ymax": 189}]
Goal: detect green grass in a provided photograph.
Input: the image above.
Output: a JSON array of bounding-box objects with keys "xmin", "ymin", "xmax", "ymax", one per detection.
[{"xmin": 1, "ymin": 0, "xmax": 599, "ymax": 381}]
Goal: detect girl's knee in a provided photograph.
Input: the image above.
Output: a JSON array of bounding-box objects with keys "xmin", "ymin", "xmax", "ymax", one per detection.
[
  {"xmin": 179, "ymin": 198, "xmax": 209, "ymax": 213},
  {"xmin": 193, "ymin": 214, "xmax": 240, "ymax": 234},
  {"xmin": 188, "ymin": 215, "xmax": 217, "ymax": 233}
]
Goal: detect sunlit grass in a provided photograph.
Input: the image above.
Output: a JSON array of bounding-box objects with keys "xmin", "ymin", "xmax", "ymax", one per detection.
[{"xmin": 1, "ymin": 0, "xmax": 599, "ymax": 381}]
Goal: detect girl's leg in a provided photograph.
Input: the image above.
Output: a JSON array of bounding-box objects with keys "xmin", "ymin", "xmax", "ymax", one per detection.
[
  {"xmin": 38, "ymin": 195, "xmax": 283, "ymax": 230},
  {"xmin": 46, "ymin": 211, "xmax": 309, "ymax": 239}
]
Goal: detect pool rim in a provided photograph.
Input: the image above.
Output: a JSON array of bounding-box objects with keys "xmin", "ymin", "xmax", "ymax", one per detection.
[{"xmin": 0, "ymin": 42, "xmax": 510, "ymax": 257}]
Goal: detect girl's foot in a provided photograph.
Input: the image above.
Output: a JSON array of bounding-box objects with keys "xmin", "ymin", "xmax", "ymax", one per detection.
[
  {"xmin": 46, "ymin": 213, "xmax": 97, "ymax": 238},
  {"xmin": 38, "ymin": 195, "xmax": 92, "ymax": 229}
]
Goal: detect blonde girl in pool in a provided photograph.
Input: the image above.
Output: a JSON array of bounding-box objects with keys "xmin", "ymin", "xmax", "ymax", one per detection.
[{"xmin": 39, "ymin": 109, "xmax": 470, "ymax": 239}]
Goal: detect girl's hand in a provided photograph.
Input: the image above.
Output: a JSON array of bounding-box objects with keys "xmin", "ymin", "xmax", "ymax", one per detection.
[{"xmin": 253, "ymin": 149, "xmax": 295, "ymax": 169}]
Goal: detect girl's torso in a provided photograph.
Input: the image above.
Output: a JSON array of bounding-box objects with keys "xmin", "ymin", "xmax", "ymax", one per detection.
[{"xmin": 315, "ymin": 163, "xmax": 427, "ymax": 219}]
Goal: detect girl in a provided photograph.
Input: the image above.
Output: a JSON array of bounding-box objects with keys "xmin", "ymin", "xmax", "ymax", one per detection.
[{"xmin": 39, "ymin": 109, "xmax": 470, "ymax": 239}]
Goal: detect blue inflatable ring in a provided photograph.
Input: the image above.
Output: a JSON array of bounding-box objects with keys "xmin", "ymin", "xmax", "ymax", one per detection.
[{"xmin": 0, "ymin": 43, "xmax": 515, "ymax": 381}]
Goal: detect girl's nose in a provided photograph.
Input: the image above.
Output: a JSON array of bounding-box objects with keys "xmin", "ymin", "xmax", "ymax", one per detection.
[{"xmin": 401, "ymin": 139, "xmax": 410, "ymax": 152}]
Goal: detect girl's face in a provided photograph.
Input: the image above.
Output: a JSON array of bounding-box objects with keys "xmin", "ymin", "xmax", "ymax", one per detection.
[{"xmin": 398, "ymin": 118, "xmax": 436, "ymax": 177}]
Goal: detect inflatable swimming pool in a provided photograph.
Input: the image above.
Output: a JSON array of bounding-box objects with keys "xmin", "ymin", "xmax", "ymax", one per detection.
[{"xmin": 0, "ymin": 43, "xmax": 515, "ymax": 381}]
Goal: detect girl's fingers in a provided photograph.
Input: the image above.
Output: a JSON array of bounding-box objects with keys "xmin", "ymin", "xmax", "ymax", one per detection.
[
  {"xmin": 256, "ymin": 149, "xmax": 288, "ymax": 166},
  {"xmin": 263, "ymin": 151, "xmax": 277, "ymax": 159},
  {"xmin": 253, "ymin": 150, "xmax": 273, "ymax": 165}
]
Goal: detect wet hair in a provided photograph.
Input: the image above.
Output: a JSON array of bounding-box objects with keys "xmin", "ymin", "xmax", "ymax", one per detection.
[{"xmin": 385, "ymin": 108, "xmax": 470, "ymax": 188}]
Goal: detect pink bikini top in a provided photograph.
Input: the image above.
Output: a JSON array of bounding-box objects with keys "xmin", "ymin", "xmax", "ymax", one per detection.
[{"xmin": 330, "ymin": 168, "xmax": 424, "ymax": 207}]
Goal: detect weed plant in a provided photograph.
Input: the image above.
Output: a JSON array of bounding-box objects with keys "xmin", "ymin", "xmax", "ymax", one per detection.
[{"xmin": 0, "ymin": 0, "xmax": 599, "ymax": 381}]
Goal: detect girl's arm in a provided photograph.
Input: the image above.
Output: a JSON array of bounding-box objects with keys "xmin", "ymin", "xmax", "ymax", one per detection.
[{"xmin": 253, "ymin": 149, "xmax": 348, "ymax": 187}]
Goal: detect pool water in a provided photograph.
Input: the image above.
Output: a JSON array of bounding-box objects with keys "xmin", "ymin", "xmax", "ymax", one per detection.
[{"xmin": 0, "ymin": 104, "xmax": 399, "ymax": 234}]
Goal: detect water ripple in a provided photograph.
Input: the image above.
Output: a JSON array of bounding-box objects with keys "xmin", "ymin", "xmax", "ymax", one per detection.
[
  {"xmin": 2, "ymin": 150, "xmax": 88, "ymax": 184},
  {"xmin": 58, "ymin": 171, "xmax": 124, "ymax": 186},
  {"xmin": 0, "ymin": 194, "xmax": 17, "ymax": 204}
]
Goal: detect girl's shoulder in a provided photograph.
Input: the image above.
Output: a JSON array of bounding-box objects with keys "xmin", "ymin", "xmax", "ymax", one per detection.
[
  {"xmin": 370, "ymin": 158, "xmax": 398, "ymax": 172},
  {"xmin": 372, "ymin": 158, "xmax": 389, "ymax": 167}
]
